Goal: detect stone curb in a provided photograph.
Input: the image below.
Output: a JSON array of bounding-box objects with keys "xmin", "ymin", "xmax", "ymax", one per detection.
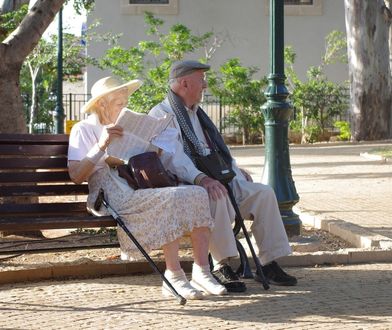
[
  {"xmin": 277, "ymin": 249, "xmax": 392, "ymax": 267},
  {"xmin": 0, "ymin": 259, "xmax": 192, "ymax": 285},
  {"xmin": 294, "ymin": 206, "xmax": 392, "ymax": 249},
  {"xmin": 2, "ymin": 248, "xmax": 392, "ymax": 286}
]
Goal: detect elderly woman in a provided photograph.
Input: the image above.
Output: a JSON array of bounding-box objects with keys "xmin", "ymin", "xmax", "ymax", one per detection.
[{"xmin": 68, "ymin": 76, "xmax": 226, "ymax": 300}]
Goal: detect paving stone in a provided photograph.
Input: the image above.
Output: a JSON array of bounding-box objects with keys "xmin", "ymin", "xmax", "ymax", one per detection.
[{"xmin": 0, "ymin": 263, "xmax": 392, "ymax": 329}]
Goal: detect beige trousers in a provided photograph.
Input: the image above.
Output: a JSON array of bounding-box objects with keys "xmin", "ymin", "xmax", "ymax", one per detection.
[
  {"xmin": 209, "ymin": 176, "xmax": 292, "ymax": 265},
  {"xmin": 208, "ymin": 196, "xmax": 237, "ymax": 263}
]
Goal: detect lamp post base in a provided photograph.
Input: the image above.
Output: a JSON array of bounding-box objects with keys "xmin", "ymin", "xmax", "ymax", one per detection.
[{"xmin": 280, "ymin": 209, "xmax": 302, "ymax": 237}]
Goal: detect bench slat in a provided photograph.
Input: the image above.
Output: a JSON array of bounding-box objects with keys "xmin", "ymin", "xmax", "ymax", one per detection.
[
  {"xmin": 0, "ymin": 215, "xmax": 116, "ymax": 231},
  {"xmin": 0, "ymin": 171, "xmax": 71, "ymax": 183},
  {"xmin": 0, "ymin": 158, "xmax": 67, "ymax": 169},
  {"xmin": 0, "ymin": 144, "xmax": 68, "ymax": 156},
  {"xmin": 0, "ymin": 184, "xmax": 88, "ymax": 197},
  {"xmin": 0, "ymin": 134, "xmax": 69, "ymax": 144},
  {"xmin": 0, "ymin": 202, "xmax": 87, "ymax": 215}
]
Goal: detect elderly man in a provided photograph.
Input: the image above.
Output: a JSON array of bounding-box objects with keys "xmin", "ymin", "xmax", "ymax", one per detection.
[{"xmin": 149, "ymin": 60, "xmax": 297, "ymax": 291}]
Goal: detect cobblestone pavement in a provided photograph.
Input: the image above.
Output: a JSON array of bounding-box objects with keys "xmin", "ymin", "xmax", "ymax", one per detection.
[
  {"xmin": 1, "ymin": 142, "xmax": 391, "ymax": 330},
  {"xmin": 232, "ymin": 142, "xmax": 392, "ymax": 239},
  {"xmin": 0, "ymin": 263, "xmax": 391, "ymax": 330}
]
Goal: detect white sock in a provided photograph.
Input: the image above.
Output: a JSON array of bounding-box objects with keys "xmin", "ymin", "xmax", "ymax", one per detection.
[
  {"xmin": 193, "ymin": 263, "xmax": 210, "ymax": 273},
  {"xmin": 162, "ymin": 269, "xmax": 203, "ymax": 300},
  {"xmin": 165, "ymin": 268, "xmax": 186, "ymax": 278}
]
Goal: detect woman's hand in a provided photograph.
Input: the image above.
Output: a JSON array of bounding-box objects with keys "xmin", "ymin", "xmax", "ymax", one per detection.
[
  {"xmin": 98, "ymin": 124, "xmax": 123, "ymax": 151},
  {"xmin": 105, "ymin": 156, "xmax": 125, "ymax": 168}
]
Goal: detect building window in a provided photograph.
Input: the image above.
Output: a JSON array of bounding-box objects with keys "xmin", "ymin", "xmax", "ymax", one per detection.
[
  {"xmin": 285, "ymin": 0, "xmax": 313, "ymax": 5},
  {"xmin": 121, "ymin": 0, "xmax": 178, "ymax": 15},
  {"xmin": 265, "ymin": 0, "xmax": 322, "ymax": 16},
  {"xmin": 129, "ymin": 0, "xmax": 169, "ymax": 3}
]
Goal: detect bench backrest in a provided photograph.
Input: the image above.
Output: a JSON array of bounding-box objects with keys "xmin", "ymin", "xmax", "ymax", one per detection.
[{"xmin": 0, "ymin": 134, "xmax": 114, "ymax": 231}]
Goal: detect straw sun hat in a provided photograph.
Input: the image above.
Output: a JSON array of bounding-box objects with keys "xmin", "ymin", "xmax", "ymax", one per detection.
[{"xmin": 82, "ymin": 76, "xmax": 143, "ymax": 113}]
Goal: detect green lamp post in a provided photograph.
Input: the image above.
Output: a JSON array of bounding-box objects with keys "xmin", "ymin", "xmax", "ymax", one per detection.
[
  {"xmin": 53, "ymin": 6, "xmax": 64, "ymax": 134},
  {"xmin": 261, "ymin": 0, "xmax": 301, "ymax": 236}
]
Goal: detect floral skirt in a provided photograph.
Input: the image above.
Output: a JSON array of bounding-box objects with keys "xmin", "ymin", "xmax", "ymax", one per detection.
[{"xmin": 87, "ymin": 167, "xmax": 214, "ymax": 258}]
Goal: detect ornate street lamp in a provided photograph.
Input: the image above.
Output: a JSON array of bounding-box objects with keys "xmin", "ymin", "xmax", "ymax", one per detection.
[
  {"xmin": 53, "ymin": 7, "xmax": 64, "ymax": 134},
  {"xmin": 261, "ymin": 0, "xmax": 301, "ymax": 236}
]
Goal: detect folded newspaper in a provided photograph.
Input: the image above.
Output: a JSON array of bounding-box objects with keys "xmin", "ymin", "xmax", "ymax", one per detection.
[{"xmin": 107, "ymin": 108, "xmax": 175, "ymax": 161}]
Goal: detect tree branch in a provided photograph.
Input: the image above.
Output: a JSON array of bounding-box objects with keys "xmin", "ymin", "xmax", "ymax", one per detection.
[{"xmin": 2, "ymin": 0, "xmax": 65, "ymax": 64}]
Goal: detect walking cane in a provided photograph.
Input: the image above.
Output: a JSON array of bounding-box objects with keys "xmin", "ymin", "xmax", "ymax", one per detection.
[
  {"xmin": 223, "ymin": 184, "xmax": 270, "ymax": 290},
  {"xmin": 94, "ymin": 188, "xmax": 186, "ymax": 305}
]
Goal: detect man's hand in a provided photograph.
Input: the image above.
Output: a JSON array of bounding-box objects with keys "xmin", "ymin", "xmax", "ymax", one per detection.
[
  {"xmin": 240, "ymin": 168, "xmax": 253, "ymax": 182},
  {"xmin": 199, "ymin": 176, "xmax": 227, "ymax": 201}
]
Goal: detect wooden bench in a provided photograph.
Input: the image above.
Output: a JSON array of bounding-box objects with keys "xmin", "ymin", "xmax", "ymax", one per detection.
[
  {"xmin": 0, "ymin": 133, "xmax": 255, "ymax": 280},
  {"xmin": 0, "ymin": 133, "xmax": 116, "ymax": 241}
]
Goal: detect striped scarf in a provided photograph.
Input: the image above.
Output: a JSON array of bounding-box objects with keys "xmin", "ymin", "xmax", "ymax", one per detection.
[{"xmin": 167, "ymin": 89, "xmax": 233, "ymax": 165}]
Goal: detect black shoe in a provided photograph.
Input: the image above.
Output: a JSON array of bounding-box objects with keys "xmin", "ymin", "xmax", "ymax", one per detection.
[
  {"xmin": 211, "ymin": 264, "xmax": 247, "ymax": 292},
  {"xmin": 261, "ymin": 261, "xmax": 297, "ymax": 286}
]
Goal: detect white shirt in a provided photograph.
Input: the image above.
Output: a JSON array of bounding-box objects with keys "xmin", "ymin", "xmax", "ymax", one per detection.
[{"xmin": 68, "ymin": 113, "xmax": 106, "ymax": 175}]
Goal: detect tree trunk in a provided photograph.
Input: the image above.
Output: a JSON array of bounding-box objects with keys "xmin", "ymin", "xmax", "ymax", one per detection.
[
  {"xmin": 0, "ymin": 61, "xmax": 27, "ymax": 132},
  {"xmin": 0, "ymin": 0, "xmax": 65, "ymax": 133},
  {"xmin": 0, "ymin": 0, "xmax": 65, "ymax": 237},
  {"xmin": 344, "ymin": 0, "xmax": 392, "ymax": 140}
]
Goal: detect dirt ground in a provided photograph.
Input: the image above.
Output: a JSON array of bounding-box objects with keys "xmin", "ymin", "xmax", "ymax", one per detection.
[{"xmin": 0, "ymin": 225, "xmax": 353, "ymax": 272}]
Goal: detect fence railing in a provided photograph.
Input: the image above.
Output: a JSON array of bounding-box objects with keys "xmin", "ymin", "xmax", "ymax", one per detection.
[
  {"xmin": 62, "ymin": 93, "xmax": 239, "ymax": 135},
  {"xmin": 34, "ymin": 92, "xmax": 349, "ymax": 137}
]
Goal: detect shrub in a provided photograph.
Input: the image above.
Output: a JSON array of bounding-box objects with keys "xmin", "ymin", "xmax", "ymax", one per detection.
[{"xmin": 334, "ymin": 120, "xmax": 351, "ymax": 141}]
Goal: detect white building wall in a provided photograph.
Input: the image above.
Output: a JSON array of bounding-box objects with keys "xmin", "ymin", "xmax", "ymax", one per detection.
[{"xmin": 86, "ymin": 0, "xmax": 347, "ymax": 92}]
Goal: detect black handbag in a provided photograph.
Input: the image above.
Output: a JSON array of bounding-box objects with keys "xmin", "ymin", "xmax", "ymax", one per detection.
[
  {"xmin": 194, "ymin": 151, "xmax": 235, "ymax": 184},
  {"xmin": 183, "ymin": 131, "xmax": 236, "ymax": 184},
  {"xmin": 118, "ymin": 151, "xmax": 178, "ymax": 189}
]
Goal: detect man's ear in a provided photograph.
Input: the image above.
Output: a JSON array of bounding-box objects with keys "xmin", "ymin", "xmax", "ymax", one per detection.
[{"xmin": 179, "ymin": 78, "xmax": 188, "ymax": 88}]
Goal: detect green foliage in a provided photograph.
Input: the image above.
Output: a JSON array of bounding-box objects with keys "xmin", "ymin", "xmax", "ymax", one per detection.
[
  {"xmin": 304, "ymin": 124, "xmax": 322, "ymax": 144},
  {"xmin": 21, "ymin": 32, "xmax": 92, "ymax": 131},
  {"xmin": 0, "ymin": 3, "xmax": 28, "ymax": 41},
  {"xmin": 18, "ymin": 16, "xmax": 119, "ymax": 131},
  {"xmin": 97, "ymin": 12, "xmax": 213, "ymax": 113},
  {"xmin": 291, "ymin": 67, "xmax": 348, "ymax": 130},
  {"xmin": 333, "ymin": 120, "xmax": 351, "ymax": 141},
  {"xmin": 73, "ymin": 0, "xmax": 95, "ymax": 14},
  {"xmin": 208, "ymin": 58, "xmax": 267, "ymax": 144},
  {"xmin": 285, "ymin": 30, "xmax": 349, "ymax": 143},
  {"xmin": 323, "ymin": 30, "xmax": 348, "ymax": 65}
]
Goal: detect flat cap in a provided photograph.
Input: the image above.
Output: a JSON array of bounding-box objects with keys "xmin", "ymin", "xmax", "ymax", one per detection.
[{"xmin": 169, "ymin": 60, "xmax": 210, "ymax": 80}]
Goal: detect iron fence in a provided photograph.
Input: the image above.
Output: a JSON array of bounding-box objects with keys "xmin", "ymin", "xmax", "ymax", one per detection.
[
  {"xmin": 32, "ymin": 92, "xmax": 349, "ymax": 138},
  {"xmin": 62, "ymin": 93, "xmax": 239, "ymax": 135}
]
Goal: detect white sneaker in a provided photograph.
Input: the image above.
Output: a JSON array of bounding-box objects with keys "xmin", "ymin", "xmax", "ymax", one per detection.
[
  {"xmin": 162, "ymin": 269, "xmax": 204, "ymax": 300},
  {"xmin": 190, "ymin": 264, "xmax": 227, "ymax": 296}
]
